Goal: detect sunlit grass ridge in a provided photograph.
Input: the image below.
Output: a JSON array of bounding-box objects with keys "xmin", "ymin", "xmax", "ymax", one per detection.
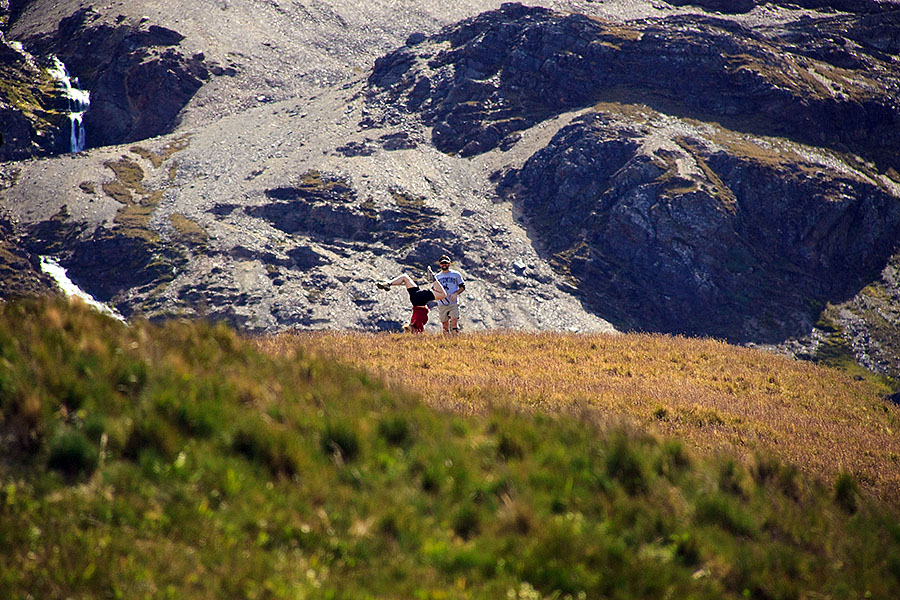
[
  {"xmin": 1, "ymin": 299, "xmax": 899, "ymax": 599},
  {"xmin": 276, "ymin": 330, "xmax": 900, "ymax": 504}
]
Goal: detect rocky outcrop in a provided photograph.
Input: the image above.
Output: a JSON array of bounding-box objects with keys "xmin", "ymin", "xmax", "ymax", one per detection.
[
  {"xmin": 0, "ymin": 30, "xmax": 67, "ymax": 160},
  {"xmin": 369, "ymin": 4, "xmax": 900, "ymax": 170},
  {"xmin": 22, "ymin": 204, "xmax": 183, "ymax": 307},
  {"xmin": 0, "ymin": 211, "xmax": 57, "ymax": 299},
  {"xmin": 245, "ymin": 171, "xmax": 457, "ymax": 252},
  {"xmin": 499, "ymin": 108, "xmax": 900, "ymax": 342},
  {"xmin": 369, "ymin": 3, "xmax": 900, "ymax": 342},
  {"xmin": 664, "ymin": 0, "xmax": 892, "ymax": 14},
  {"xmin": 24, "ymin": 6, "xmax": 211, "ymax": 148}
]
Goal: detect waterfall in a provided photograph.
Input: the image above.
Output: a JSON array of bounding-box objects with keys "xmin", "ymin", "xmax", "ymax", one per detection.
[
  {"xmin": 39, "ymin": 256, "xmax": 125, "ymax": 323},
  {"xmin": 48, "ymin": 57, "xmax": 90, "ymax": 153}
]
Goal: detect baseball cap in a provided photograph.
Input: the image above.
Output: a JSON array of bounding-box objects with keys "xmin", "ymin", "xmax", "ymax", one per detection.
[{"xmin": 439, "ymin": 254, "xmax": 451, "ymax": 263}]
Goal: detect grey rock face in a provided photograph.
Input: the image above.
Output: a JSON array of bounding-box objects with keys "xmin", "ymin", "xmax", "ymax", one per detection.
[
  {"xmin": 500, "ymin": 109, "xmax": 900, "ymax": 342},
  {"xmin": 369, "ymin": 4, "xmax": 900, "ymax": 168}
]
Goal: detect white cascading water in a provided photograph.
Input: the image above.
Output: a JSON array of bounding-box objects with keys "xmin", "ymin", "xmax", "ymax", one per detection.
[
  {"xmin": 39, "ymin": 256, "xmax": 125, "ymax": 323},
  {"xmin": 48, "ymin": 57, "xmax": 90, "ymax": 153}
]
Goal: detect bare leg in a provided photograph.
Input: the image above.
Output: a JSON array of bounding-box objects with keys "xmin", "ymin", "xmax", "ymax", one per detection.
[
  {"xmin": 388, "ymin": 273, "xmax": 417, "ymax": 289},
  {"xmin": 430, "ymin": 275, "xmax": 447, "ymax": 302}
]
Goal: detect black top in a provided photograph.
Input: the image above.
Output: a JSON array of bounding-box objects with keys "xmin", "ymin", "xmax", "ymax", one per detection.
[{"xmin": 407, "ymin": 287, "xmax": 435, "ymax": 307}]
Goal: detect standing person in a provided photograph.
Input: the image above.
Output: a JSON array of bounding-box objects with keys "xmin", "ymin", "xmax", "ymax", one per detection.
[
  {"xmin": 377, "ymin": 271, "xmax": 447, "ymax": 333},
  {"xmin": 434, "ymin": 254, "xmax": 465, "ymax": 334}
]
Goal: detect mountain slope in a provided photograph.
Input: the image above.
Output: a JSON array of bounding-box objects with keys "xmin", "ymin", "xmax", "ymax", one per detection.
[{"xmin": 2, "ymin": 1, "xmax": 900, "ymax": 372}]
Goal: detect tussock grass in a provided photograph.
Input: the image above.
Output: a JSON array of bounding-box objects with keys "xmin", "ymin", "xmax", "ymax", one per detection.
[
  {"xmin": 267, "ymin": 331, "xmax": 900, "ymax": 505},
  {"xmin": 2, "ymin": 299, "xmax": 899, "ymax": 599}
]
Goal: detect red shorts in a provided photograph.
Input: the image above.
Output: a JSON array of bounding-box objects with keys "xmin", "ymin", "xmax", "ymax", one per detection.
[{"xmin": 409, "ymin": 306, "xmax": 429, "ymax": 332}]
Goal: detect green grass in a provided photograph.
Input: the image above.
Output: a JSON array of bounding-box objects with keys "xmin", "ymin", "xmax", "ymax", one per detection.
[{"xmin": 1, "ymin": 299, "xmax": 900, "ymax": 599}]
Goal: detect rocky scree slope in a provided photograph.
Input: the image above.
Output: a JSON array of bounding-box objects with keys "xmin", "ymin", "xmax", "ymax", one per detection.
[{"xmin": 2, "ymin": 1, "xmax": 900, "ymax": 375}]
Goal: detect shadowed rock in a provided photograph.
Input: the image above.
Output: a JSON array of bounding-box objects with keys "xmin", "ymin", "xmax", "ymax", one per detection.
[{"xmin": 500, "ymin": 108, "xmax": 900, "ymax": 342}]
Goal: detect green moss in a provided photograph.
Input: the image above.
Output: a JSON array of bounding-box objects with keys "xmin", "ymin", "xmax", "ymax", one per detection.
[
  {"xmin": 169, "ymin": 213, "xmax": 208, "ymax": 247},
  {"xmin": 104, "ymin": 158, "xmax": 146, "ymax": 194},
  {"xmin": 359, "ymin": 198, "xmax": 378, "ymax": 219},
  {"xmin": 101, "ymin": 180, "xmax": 133, "ymax": 204},
  {"xmin": 591, "ymin": 101, "xmax": 655, "ymax": 124},
  {"xmin": 0, "ymin": 78, "xmax": 41, "ymax": 112},
  {"xmin": 674, "ymin": 136, "xmax": 737, "ymax": 209},
  {"xmin": 296, "ymin": 169, "xmax": 355, "ymax": 202},
  {"xmin": 550, "ymin": 240, "xmax": 590, "ymax": 281},
  {"xmin": 129, "ymin": 134, "xmax": 191, "ymax": 169},
  {"xmin": 114, "ymin": 204, "xmax": 157, "ymax": 242},
  {"xmin": 102, "ymin": 157, "xmax": 171, "ymax": 243},
  {"xmin": 390, "ymin": 190, "xmax": 426, "ymax": 209}
]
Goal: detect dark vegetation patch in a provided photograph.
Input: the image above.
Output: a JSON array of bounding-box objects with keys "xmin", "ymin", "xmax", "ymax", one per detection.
[{"xmin": 168, "ymin": 213, "xmax": 208, "ymax": 247}]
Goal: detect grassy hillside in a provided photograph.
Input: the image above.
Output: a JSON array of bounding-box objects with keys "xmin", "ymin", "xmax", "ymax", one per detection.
[
  {"xmin": 281, "ymin": 331, "xmax": 900, "ymax": 505},
  {"xmin": 1, "ymin": 300, "xmax": 899, "ymax": 599}
]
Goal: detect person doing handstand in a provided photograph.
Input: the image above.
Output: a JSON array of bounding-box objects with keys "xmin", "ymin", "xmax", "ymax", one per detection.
[{"xmin": 377, "ymin": 271, "xmax": 447, "ymax": 333}]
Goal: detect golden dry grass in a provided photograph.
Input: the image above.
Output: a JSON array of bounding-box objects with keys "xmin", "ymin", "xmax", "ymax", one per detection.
[{"xmin": 258, "ymin": 331, "xmax": 900, "ymax": 504}]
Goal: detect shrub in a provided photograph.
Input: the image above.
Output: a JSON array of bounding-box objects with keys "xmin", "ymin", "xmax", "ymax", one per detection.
[
  {"xmin": 321, "ymin": 422, "xmax": 360, "ymax": 462},
  {"xmin": 420, "ymin": 466, "xmax": 441, "ymax": 493},
  {"xmin": 718, "ymin": 459, "xmax": 746, "ymax": 496},
  {"xmin": 451, "ymin": 504, "xmax": 480, "ymax": 539},
  {"xmin": 752, "ymin": 453, "xmax": 800, "ymax": 499},
  {"xmin": 669, "ymin": 532, "xmax": 700, "ymax": 566},
  {"xmin": 834, "ymin": 472, "xmax": 859, "ymax": 514},
  {"xmin": 606, "ymin": 434, "xmax": 647, "ymax": 494},
  {"xmin": 124, "ymin": 416, "xmax": 180, "ymax": 462},
  {"xmin": 47, "ymin": 429, "xmax": 98, "ymax": 480},
  {"xmin": 378, "ymin": 415, "xmax": 412, "ymax": 448},
  {"xmin": 657, "ymin": 439, "xmax": 690, "ymax": 479},
  {"xmin": 83, "ymin": 414, "xmax": 107, "ymax": 443},
  {"xmin": 232, "ymin": 425, "xmax": 298, "ymax": 476},
  {"xmin": 751, "ymin": 452, "xmax": 782, "ymax": 484},
  {"xmin": 378, "ymin": 514, "xmax": 400, "ymax": 540},
  {"xmin": 497, "ymin": 431, "xmax": 525, "ymax": 460},
  {"xmin": 695, "ymin": 494, "xmax": 757, "ymax": 537}
]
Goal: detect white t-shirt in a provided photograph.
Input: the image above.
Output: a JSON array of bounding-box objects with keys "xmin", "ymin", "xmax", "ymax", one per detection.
[{"xmin": 435, "ymin": 269, "xmax": 464, "ymax": 305}]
